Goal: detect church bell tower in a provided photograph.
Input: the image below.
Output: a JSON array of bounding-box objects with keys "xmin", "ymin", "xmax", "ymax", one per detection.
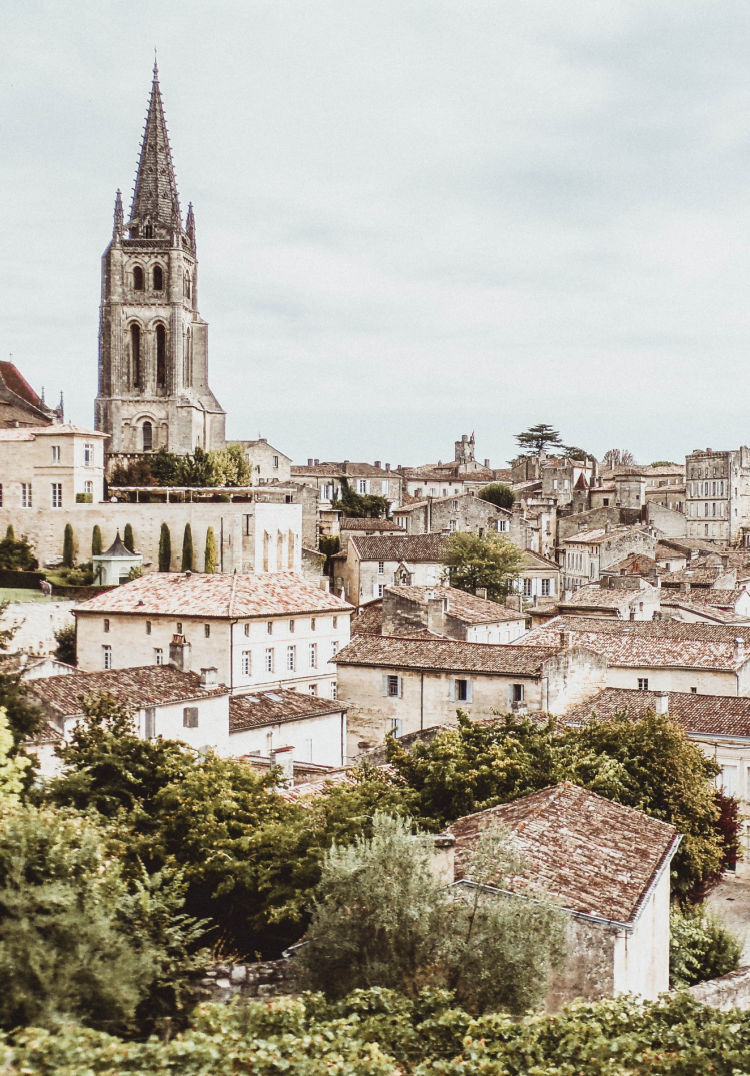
[{"xmin": 95, "ymin": 63, "xmax": 226, "ymax": 458}]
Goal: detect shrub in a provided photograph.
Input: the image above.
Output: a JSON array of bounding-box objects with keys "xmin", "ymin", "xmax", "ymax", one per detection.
[
  {"xmin": 670, "ymin": 905, "xmax": 743, "ymax": 987},
  {"xmin": 158, "ymin": 523, "xmax": 171, "ymax": 572},
  {"xmin": 53, "ymin": 624, "xmax": 76, "ymax": 666},
  {"xmin": 62, "ymin": 523, "xmax": 75, "ymax": 568},
  {"xmin": 0, "ymin": 530, "xmax": 37, "ymax": 571},
  {"xmin": 181, "ymin": 523, "xmax": 194, "ymax": 572},
  {"xmin": 75, "ymin": 492, "xmax": 93, "ymax": 503},
  {"xmin": 204, "ymin": 527, "xmax": 217, "ymax": 573}
]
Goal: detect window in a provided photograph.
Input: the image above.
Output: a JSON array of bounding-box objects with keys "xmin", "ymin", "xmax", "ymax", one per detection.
[
  {"xmin": 289, "ymin": 619, "xmax": 295, "ymax": 633},
  {"xmin": 144, "ymin": 708, "xmax": 155, "ymax": 739},
  {"xmin": 541, "ymin": 578, "xmax": 551, "ymax": 597},
  {"xmin": 145, "ymin": 620, "xmax": 152, "ymax": 635},
  {"xmin": 377, "ymin": 584, "xmax": 385, "ymax": 598},
  {"xmin": 267, "ymin": 621, "xmax": 273, "ymax": 635},
  {"xmin": 308, "ymin": 683, "xmax": 318, "ymax": 696},
  {"xmin": 390, "ymin": 717, "xmax": 403, "ymax": 737},
  {"xmin": 311, "ymin": 617, "xmax": 316, "ymax": 631},
  {"xmin": 244, "ymin": 622, "xmax": 250, "ymax": 637},
  {"xmin": 241, "ymin": 650, "xmax": 251, "ymax": 677},
  {"xmin": 183, "ymin": 707, "xmax": 199, "ymax": 729},
  {"xmin": 0, "ymin": 485, "xmax": 2, "ymax": 507},
  {"xmin": 204, "ymin": 623, "xmax": 211, "ymax": 638},
  {"xmin": 84, "ymin": 481, "xmax": 93, "ymax": 496},
  {"xmin": 498, "ymin": 519, "xmax": 508, "ymax": 531},
  {"xmin": 719, "ymin": 764, "xmax": 738, "ymax": 797},
  {"xmin": 330, "ymin": 640, "xmax": 339, "ymax": 658},
  {"xmin": 264, "ymin": 648, "xmax": 274, "ymax": 673},
  {"xmin": 156, "ymin": 325, "xmax": 166, "ymax": 388},
  {"xmin": 308, "ymin": 642, "xmax": 317, "ymax": 669},
  {"xmin": 84, "ymin": 443, "xmax": 94, "ymax": 466},
  {"xmin": 287, "ymin": 645, "xmax": 296, "ymax": 671},
  {"xmin": 691, "ymin": 687, "xmax": 697, "ymax": 694},
  {"xmin": 449, "ymin": 520, "xmax": 457, "ymax": 532},
  {"xmin": 511, "ymin": 683, "xmax": 524, "ymax": 704},
  {"xmin": 331, "ymin": 682, "xmax": 337, "ymax": 699},
  {"xmin": 133, "ymin": 266, "xmax": 144, "ymax": 290},
  {"xmin": 378, "ymin": 561, "xmax": 385, "ymax": 575},
  {"xmin": 103, "ymin": 619, "xmax": 110, "ymax": 633},
  {"xmin": 454, "ymin": 678, "xmax": 472, "ymax": 702},
  {"xmin": 273, "ymin": 455, "xmax": 279, "ymax": 469},
  {"xmin": 332, "ymin": 616, "xmax": 338, "ymax": 629},
  {"xmin": 142, "ymin": 421, "xmax": 152, "ymax": 452},
  {"xmin": 523, "ymin": 578, "xmax": 532, "ymax": 597},
  {"xmin": 21, "ymin": 483, "xmax": 32, "ymax": 508},
  {"xmin": 357, "ymin": 479, "xmax": 369, "ymax": 494},
  {"xmin": 452, "ymin": 499, "xmax": 458, "ymax": 509},
  {"xmin": 130, "ymin": 324, "xmax": 141, "ymax": 387},
  {"xmin": 637, "ymin": 678, "xmax": 649, "ymax": 691},
  {"xmin": 176, "ymin": 622, "xmax": 183, "ymax": 634},
  {"xmin": 153, "ymin": 265, "xmax": 164, "ymax": 290},
  {"xmin": 50, "ymin": 483, "xmax": 62, "ymax": 508},
  {"xmin": 51, "ymin": 445, "xmax": 60, "ymax": 462},
  {"xmin": 154, "ymin": 648, "xmax": 163, "ymax": 665},
  {"xmin": 103, "ymin": 645, "xmax": 112, "ymax": 670},
  {"xmin": 384, "ymin": 674, "xmax": 401, "ymax": 697}
]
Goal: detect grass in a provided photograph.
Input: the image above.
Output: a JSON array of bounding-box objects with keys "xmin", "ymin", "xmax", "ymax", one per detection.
[{"xmin": 0, "ymin": 587, "xmax": 50, "ymax": 603}]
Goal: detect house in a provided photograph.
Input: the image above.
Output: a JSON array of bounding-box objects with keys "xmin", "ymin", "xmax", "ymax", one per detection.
[
  {"xmin": 660, "ymin": 588, "xmax": 750, "ymax": 625},
  {"xmin": 332, "ymin": 533, "xmax": 448, "ymax": 604},
  {"xmin": 521, "ymin": 615, "xmax": 750, "ymax": 695},
  {"xmin": 0, "ymin": 361, "xmax": 63, "ymax": 428},
  {"xmin": 380, "ymin": 584, "xmax": 527, "ymax": 643},
  {"xmin": 557, "ymin": 577, "xmax": 660, "ymax": 621},
  {"xmin": 444, "ymin": 782, "xmax": 680, "ymax": 1007},
  {"xmin": 515, "ymin": 549, "xmax": 562, "ymax": 603},
  {"xmin": 685, "ymin": 447, "xmax": 750, "ymax": 544},
  {"xmin": 28, "ymin": 664, "xmax": 230, "ymax": 774},
  {"xmin": 338, "ymin": 517, "xmax": 406, "ymax": 540},
  {"xmin": 236, "ymin": 438, "xmax": 292, "ymax": 485},
  {"xmin": 392, "ymin": 492, "xmax": 510, "ymax": 537},
  {"xmin": 291, "ymin": 460, "xmax": 403, "ymax": 511},
  {"xmin": 74, "ymin": 571, "xmax": 352, "ymax": 697},
  {"xmin": 562, "ymin": 686, "xmax": 750, "ymax": 857},
  {"xmin": 561, "ymin": 524, "xmax": 658, "ymax": 593},
  {"xmin": 398, "ymin": 434, "xmax": 503, "ymax": 500},
  {"xmin": 229, "ymin": 688, "xmax": 348, "ymax": 767},
  {"xmin": 334, "ymin": 634, "xmax": 607, "ymax": 758},
  {"xmin": 0, "ymin": 424, "xmax": 107, "ymax": 514}
]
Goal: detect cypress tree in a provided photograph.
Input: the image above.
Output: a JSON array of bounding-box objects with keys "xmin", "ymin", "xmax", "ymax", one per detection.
[
  {"xmin": 91, "ymin": 525, "xmax": 102, "ymax": 557},
  {"xmin": 158, "ymin": 523, "xmax": 171, "ymax": 572},
  {"xmin": 5, "ymin": 525, "xmax": 14, "ymax": 542},
  {"xmin": 204, "ymin": 526, "xmax": 217, "ymax": 573},
  {"xmin": 62, "ymin": 524, "xmax": 75, "ymax": 569},
  {"xmin": 181, "ymin": 523, "xmax": 194, "ymax": 572},
  {"xmin": 123, "ymin": 523, "xmax": 135, "ymax": 553}
]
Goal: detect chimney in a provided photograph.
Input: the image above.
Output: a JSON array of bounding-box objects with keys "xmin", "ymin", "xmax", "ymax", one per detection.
[
  {"xmin": 653, "ymin": 690, "xmax": 669, "ymax": 715},
  {"xmin": 271, "ymin": 745, "xmax": 295, "ymax": 786},
  {"xmin": 385, "ymin": 463, "xmax": 391, "ymax": 472},
  {"xmin": 428, "ymin": 833, "xmax": 455, "ymax": 885},
  {"xmin": 680, "ymin": 582, "xmax": 691, "ymax": 599},
  {"xmin": 307, "ymin": 458, "xmax": 313, "ymax": 466},
  {"xmin": 475, "ymin": 586, "xmax": 488, "ymax": 600},
  {"xmin": 374, "ymin": 460, "xmax": 381, "ymax": 469},
  {"xmin": 320, "ymin": 577, "xmax": 330, "ymax": 592},
  {"xmin": 342, "ymin": 460, "xmax": 349, "ymax": 473},
  {"xmin": 735, "ymin": 637, "xmax": 746, "ymax": 664},
  {"xmin": 314, "ymin": 458, "xmax": 319, "ymax": 466},
  {"xmin": 169, "ymin": 635, "xmax": 191, "ymax": 672},
  {"xmin": 199, "ymin": 666, "xmax": 218, "ymax": 688},
  {"xmin": 559, "ymin": 629, "xmax": 571, "ymax": 648},
  {"xmin": 484, "ymin": 458, "xmax": 490, "ymax": 467}
]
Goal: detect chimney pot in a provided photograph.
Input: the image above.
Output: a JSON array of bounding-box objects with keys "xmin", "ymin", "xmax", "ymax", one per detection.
[
  {"xmin": 314, "ymin": 458, "xmax": 319, "ymax": 466},
  {"xmin": 654, "ymin": 690, "xmax": 669, "ymax": 714},
  {"xmin": 385, "ymin": 463, "xmax": 391, "ymax": 471},
  {"xmin": 735, "ymin": 637, "xmax": 746, "ymax": 663},
  {"xmin": 428, "ymin": 832, "xmax": 456, "ymax": 885},
  {"xmin": 374, "ymin": 460, "xmax": 381, "ymax": 469},
  {"xmin": 307, "ymin": 458, "xmax": 313, "ymax": 467}
]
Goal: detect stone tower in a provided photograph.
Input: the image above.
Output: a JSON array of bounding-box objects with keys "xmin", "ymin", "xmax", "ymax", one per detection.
[{"xmin": 95, "ymin": 63, "xmax": 226, "ymax": 458}]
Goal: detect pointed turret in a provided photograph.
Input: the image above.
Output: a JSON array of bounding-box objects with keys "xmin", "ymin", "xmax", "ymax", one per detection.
[
  {"xmin": 128, "ymin": 62, "xmax": 181, "ymax": 234},
  {"xmin": 185, "ymin": 202, "xmax": 196, "ymax": 251},
  {"xmin": 112, "ymin": 189, "xmax": 123, "ymax": 240}
]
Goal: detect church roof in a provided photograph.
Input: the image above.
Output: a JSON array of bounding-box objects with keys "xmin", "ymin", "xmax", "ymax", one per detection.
[{"xmin": 129, "ymin": 62, "xmax": 181, "ymax": 229}]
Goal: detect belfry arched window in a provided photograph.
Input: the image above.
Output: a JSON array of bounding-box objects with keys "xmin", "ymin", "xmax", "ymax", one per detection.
[
  {"xmin": 130, "ymin": 324, "xmax": 141, "ymax": 388},
  {"xmin": 156, "ymin": 324, "xmax": 167, "ymax": 389},
  {"xmin": 142, "ymin": 421, "xmax": 153, "ymax": 452},
  {"xmin": 153, "ymin": 265, "xmax": 163, "ymax": 290},
  {"xmin": 133, "ymin": 266, "xmax": 144, "ymax": 291}
]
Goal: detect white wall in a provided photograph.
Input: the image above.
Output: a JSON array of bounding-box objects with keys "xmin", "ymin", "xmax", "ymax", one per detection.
[{"xmin": 229, "ymin": 709, "xmax": 346, "ymax": 767}]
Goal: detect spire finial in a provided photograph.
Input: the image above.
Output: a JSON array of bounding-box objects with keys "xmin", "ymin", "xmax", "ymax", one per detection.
[{"xmin": 153, "ymin": 48, "xmax": 158, "ymax": 80}]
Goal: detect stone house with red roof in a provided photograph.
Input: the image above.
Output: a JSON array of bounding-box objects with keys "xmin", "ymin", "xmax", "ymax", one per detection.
[{"xmin": 332, "ymin": 533, "xmax": 449, "ymax": 604}]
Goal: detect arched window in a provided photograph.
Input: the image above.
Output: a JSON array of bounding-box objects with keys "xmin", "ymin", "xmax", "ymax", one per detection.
[
  {"xmin": 184, "ymin": 272, "xmax": 191, "ymax": 299},
  {"xmin": 133, "ymin": 266, "xmax": 144, "ymax": 291},
  {"xmin": 130, "ymin": 324, "xmax": 141, "ymax": 388},
  {"xmin": 142, "ymin": 421, "xmax": 153, "ymax": 452},
  {"xmin": 156, "ymin": 324, "xmax": 166, "ymax": 388},
  {"xmin": 153, "ymin": 265, "xmax": 163, "ymax": 290},
  {"xmin": 144, "ymin": 222, "xmax": 153, "ymax": 238}
]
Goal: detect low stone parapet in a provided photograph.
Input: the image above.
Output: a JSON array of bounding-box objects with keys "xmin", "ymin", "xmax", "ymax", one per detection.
[{"xmin": 688, "ymin": 965, "xmax": 750, "ymax": 1011}]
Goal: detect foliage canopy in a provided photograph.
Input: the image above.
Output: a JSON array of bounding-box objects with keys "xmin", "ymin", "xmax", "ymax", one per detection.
[{"xmin": 442, "ymin": 531, "xmax": 523, "ymax": 600}]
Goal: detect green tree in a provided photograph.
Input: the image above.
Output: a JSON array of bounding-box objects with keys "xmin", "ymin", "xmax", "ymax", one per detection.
[
  {"xmin": 0, "ymin": 530, "xmax": 36, "ymax": 571},
  {"xmin": 297, "ymin": 813, "xmax": 566, "ymax": 1015},
  {"xmin": 204, "ymin": 526, "xmax": 217, "ymax": 573},
  {"xmin": 181, "ymin": 523, "xmax": 194, "ymax": 571},
  {"xmin": 148, "ymin": 448, "xmax": 182, "ymax": 486},
  {"xmin": 442, "ymin": 531, "xmax": 522, "ymax": 600},
  {"xmin": 5, "ymin": 525, "xmax": 13, "ymax": 542},
  {"xmin": 62, "ymin": 523, "xmax": 75, "ymax": 568},
  {"xmin": 158, "ymin": 522, "xmax": 171, "ymax": 572},
  {"xmin": 91, "ymin": 524, "xmax": 102, "ymax": 557},
  {"xmin": 670, "ymin": 905, "xmax": 742, "ymax": 987},
  {"xmin": 332, "ymin": 478, "xmax": 389, "ymax": 519},
  {"xmin": 123, "ymin": 523, "xmax": 135, "ymax": 553},
  {"xmin": 477, "ymin": 482, "xmax": 514, "ymax": 510},
  {"xmin": 53, "ymin": 623, "xmax": 76, "ymax": 666},
  {"xmin": 514, "ymin": 424, "xmax": 563, "ymax": 456},
  {"xmin": 0, "ymin": 707, "xmax": 30, "ymax": 804},
  {"xmin": 208, "ymin": 443, "xmax": 252, "ymax": 486}
]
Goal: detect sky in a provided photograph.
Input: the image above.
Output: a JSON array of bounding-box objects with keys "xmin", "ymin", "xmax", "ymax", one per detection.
[{"xmin": 3, "ymin": 0, "xmax": 750, "ymax": 469}]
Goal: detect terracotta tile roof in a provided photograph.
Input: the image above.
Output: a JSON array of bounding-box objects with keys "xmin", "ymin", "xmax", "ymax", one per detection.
[
  {"xmin": 339, "ymin": 517, "xmax": 405, "ymax": 532},
  {"xmin": 660, "ymin": 566, "xmax": 730, "ymax": 588},
  {"xmin": 74, "ymin": 572, "xmax": 352, "ymax": 619},
  {"xmin": 229, "ymin": 688, "xmax": 345, "ymax": 731},
  {"xmin": 350, "ymin": 533, "xmax": 448, "ymax": 563},
  {"xmin": 521, "ymin": 549, "xmax": 561, "ymax": 572},
  {"xmin": 659, "ymin": 598, "xmax": 746, "ymax": 625},
  {"xmin": 559, "ymin": 586, "xmax": 647, "ymax": 612},
  {"xmin": 688, "ymin": 588, "xmax": 749, "ymax": 609},
  {"xmin": 386, "ymin": 585, "xmax": 525, "ymax": 624},
  {"xmin": 351, "ymin": 600, "xmax": 383, "ymax": 635},
  {"xmin": 334, "ymin": 634, "xmax": 559, "ymax": 677},
  {"xmin": 604, "ymin": 553, "xmax": 659, "ymax": 574},
  {"xmin": 521, "ymin": 615, "xmax": 750, "ymax": 671},
  {"xmin": 31, "ymin": 665, "xmax": 226, "ymax": 718},
  {"xmin": 241, "ymin": 755, "xmax": 341, "ymax": 784},
  {"xmin": 564, "ymin": 688, "xmax": 750, "ymax": 739},
  {"xmin": 564, "ymin": 525, "xmax": 649, "ymax": 546},
  {"xmin": 448, "ymin": 782, "xmax": 679, "ymax": 925},
  {"xmin": 0, "ymin": 361, "xmax": 44, "ymax": 407},
  {"xmin": 291, "ymin": 461, "xmax": 396, "ymax": 478}
]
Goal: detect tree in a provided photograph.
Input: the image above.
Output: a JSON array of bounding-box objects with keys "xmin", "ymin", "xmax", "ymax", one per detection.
[
  {"xmin": 514, "ymin": 424, "xmax": 563, "ymax": 456},
  {"xmin": 207, "ymin": 443, "xmax": 252, "ymax": 486},
  {"xmin": 62, "ymin": 523, "xmax": 75, "ymax": 568},
  {"xmin": 158, "ymin": 522, "xmax": 171, "ymax": 572},
  {"xmin": 0, "ymin": 529, "xmax": 36, "ymax": 571},
  {"xmin": 332, "ymin": 478, "xmax": 389, "ymax": 519},
  {"xmin": 91, "ymin": 524, "xmax": 102, "ymax": 557},
  {"xmin": 442, "ymin": 532, "xmax": 522, "ymax": 601},
  {"xmin": 602, "ymin": 448, "xmax": 636, "ymax": 468},
  {"xmin": 477, "ymin": 483, "xmax": 514, "ymax": 510},
  {"xmin": 204, "ymin": 527, "xmax": 217, "ymax": 573},
  {"xmin": 53, "ymin": 624, "xmax": 76, "ymax": 666},
  {"xmin": 181, "ymin": 523, "xmax": 194, "ymax": 572},
  {"xmin": 297, "ymin": 813, "xmax": 567, "ymax": 1015},
  {"xmin": 123, "ymin": 523, "xmax": 135, "ymax": 553},
  {"xmin": 0, "ymin": 707, "xmax": 30, "ymax": 804},
  {"xmin": 670, "ymin": 905, "xmax": 742, "ymax": 987}
]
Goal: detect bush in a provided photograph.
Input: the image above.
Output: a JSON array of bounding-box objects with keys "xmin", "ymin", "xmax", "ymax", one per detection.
[
  {"xmin": 53, "ymin": 624, "xmax": 76, "ymax": 666},
  {"xmin": 75, "ymin": 492, "xmax": 93, "ymax": 503},
  {"xmin": 62, "ymin": 523, "xmax": 75, "ymax": 568},
  {"xmin": 0, "ymin": 530, "xmax": 37, "ymax": 571},
  {"xmin": 670, "ymin": 905, "xmax": 743, "ymax": 987}
]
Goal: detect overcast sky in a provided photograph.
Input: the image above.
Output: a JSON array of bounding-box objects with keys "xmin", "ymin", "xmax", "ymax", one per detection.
[{"xmin": 3, "ymin": 0, "xmax": 750, "ymax": 468}]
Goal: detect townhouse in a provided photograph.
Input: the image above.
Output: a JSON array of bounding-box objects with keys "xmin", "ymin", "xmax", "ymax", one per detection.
[{"xmin": 332, "ymin": 532, "xmax": 448, "ymax": 604}]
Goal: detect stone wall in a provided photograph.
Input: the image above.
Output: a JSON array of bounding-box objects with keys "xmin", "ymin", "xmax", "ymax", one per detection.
[
  {"xmin": 195, "ymin": 959, "xmax": 293, "ymax": 1002},
  {"xmin": 688, "ymin": 965, "xmax": 750, "ymax": 1011}
]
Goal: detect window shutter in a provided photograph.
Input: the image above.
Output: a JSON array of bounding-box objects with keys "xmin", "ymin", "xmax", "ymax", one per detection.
[
  {"xmin": 398, "ymin": 676, "xmax": 403, "ymax": 697},
  {"xmin": 448, "ymin": 679, "xmax": 455, "ymax": 701},
  {"xmin": 466, "ymin": 681, "xmax": 473, "ymax": 703},
  {"xmin": 381, "ymin": 675, "xmax": 388, "ymax": 697}
]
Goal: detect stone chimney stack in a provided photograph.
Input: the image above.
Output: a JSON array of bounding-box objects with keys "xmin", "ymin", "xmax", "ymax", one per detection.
[
  {"xmin": 475, "ymin": 586, "xmax": 488, "ymax": 600},
  {"xmin": 735, "ymin": 637, "xmax": 746, "ymax": 664},
  {"xmin": 271, "ymin": 745, "xmax": 295, "ymax": 786},
  {"xmin": 169, "ymin": 634, "xmax": 191, "ymax": 672},
  {"xmin": 653, "ymin": 690, "xmax": 669, "ymax": 715},
  {"xmin": 559, "ymin": 629, "xmax": 572, "ymax": 648},
  {"xmin": 428, "ymin": 833, "xmax": 456, "ymax": 886},
  {"xmin": 199, "ymin": 666, "xmax": 218, "ymax": 687}
]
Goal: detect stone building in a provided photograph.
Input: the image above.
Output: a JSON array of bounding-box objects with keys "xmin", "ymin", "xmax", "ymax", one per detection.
[
  {"xmin": 561, "ymin": 524, "xmax": 657, "ymax": 593},
  {"xmin": 0, "ymin": 424, "xmax": 106, "ymax": 513},
  {"xmin": 95, "ymin": 63, "xmax": 226, "ymax": 459},
  {"xmin": 0, "ymin": 361, "xmax": 63, "ymax": 428},
  {"xmin": 380, "ymin": 584, "xmax": 527, "ymax": 643},
  {"xmin": 685, "ymin": 447, "xmax": 750, "ymax": 545},
  {"xmin": 290, "ymin": 460, "xmax": 403, "ymax": 511},
  {"xmin": 392, "ymin": 491, "xmax": 510, "ymax": 536},
  {"xmin": 236, "ymin": 439, "xmax": 292, "ymax": 485},
  {"xmin": 332, "ymin": 533, "xmax": 448, "ymax": 604}
]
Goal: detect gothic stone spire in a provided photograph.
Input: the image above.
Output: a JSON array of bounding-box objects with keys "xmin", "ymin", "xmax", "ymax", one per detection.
[{"xmin": 129, "ymin": 62, "xmax": 181, "ymax": 232}]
